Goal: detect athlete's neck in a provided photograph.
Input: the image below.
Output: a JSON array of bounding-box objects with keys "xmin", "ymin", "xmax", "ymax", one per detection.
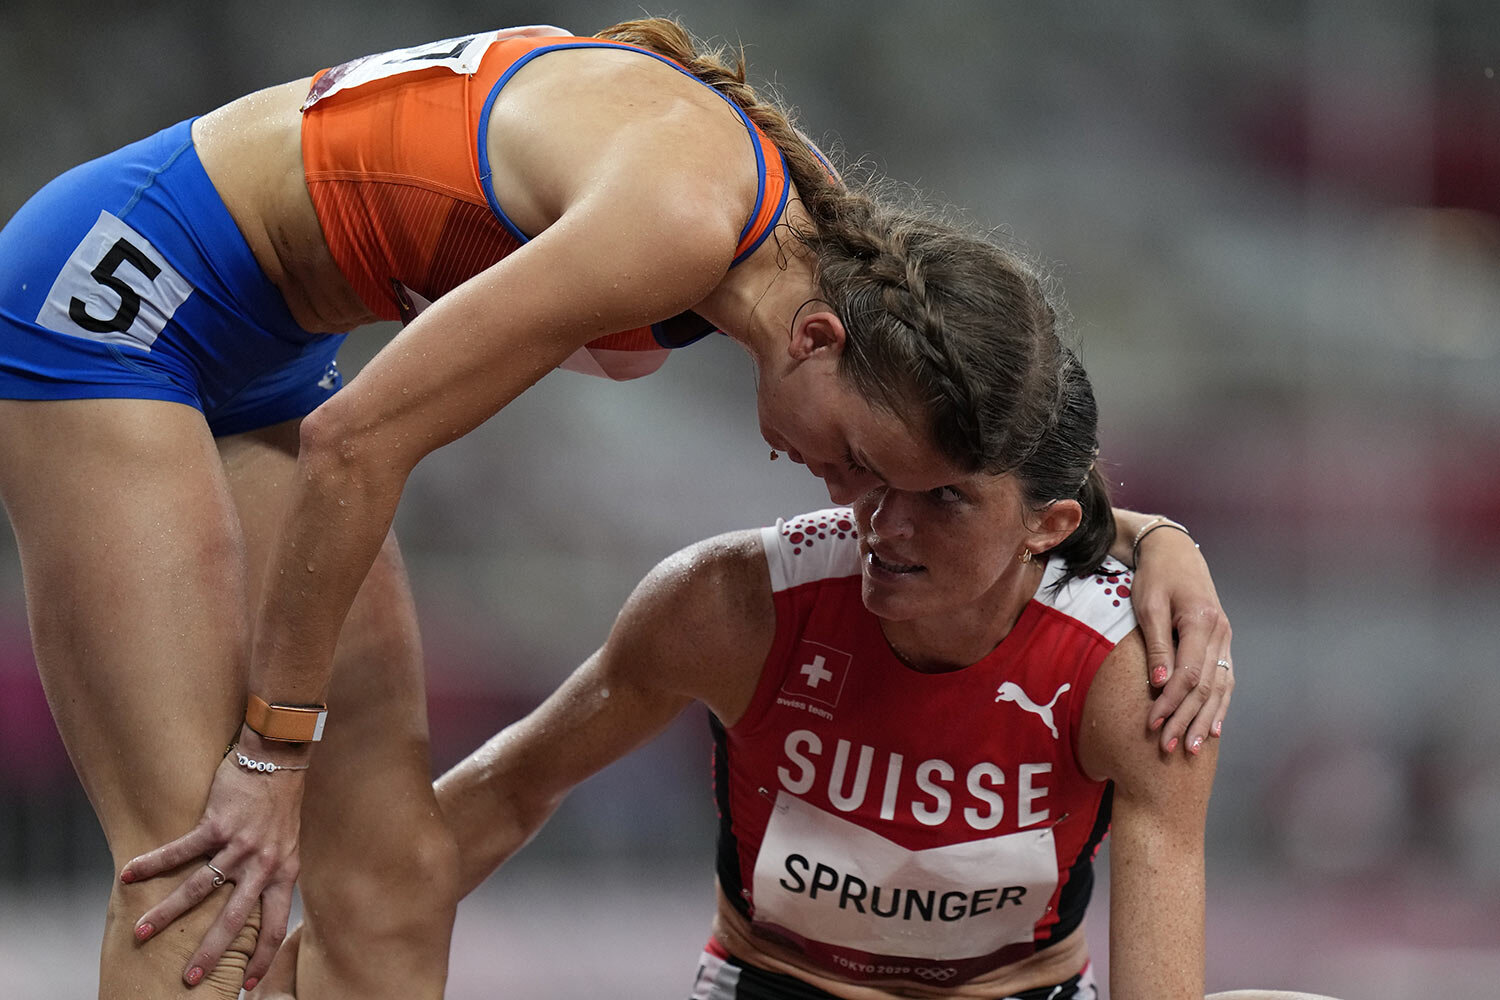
[
  {"xmin": 694, "ymin": 210, "xmax": 821, "ymax": 370},
  {"xmin": 879, "ymin": 562, "xmax": 1045, "ymax": 673}
]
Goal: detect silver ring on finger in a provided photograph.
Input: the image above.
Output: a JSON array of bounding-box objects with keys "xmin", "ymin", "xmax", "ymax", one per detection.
[
  {"xmin": 206, "ymin": 862, "xmax": 228, "ymax": 888},
  {"xmin": 1215, "ymin": 658, "xmax": 1231, "ymax": 670}
]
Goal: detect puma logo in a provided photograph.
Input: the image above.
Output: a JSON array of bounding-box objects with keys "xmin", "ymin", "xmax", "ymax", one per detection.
[{"xmin": 994, "ymin": 681, "xmax": 1071, "ymax": 739}]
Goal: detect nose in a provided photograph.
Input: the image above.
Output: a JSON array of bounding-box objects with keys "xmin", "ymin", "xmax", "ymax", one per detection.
[{"xmin": 865, "ymin": 486, "xmax": 913, "ymax": 539}]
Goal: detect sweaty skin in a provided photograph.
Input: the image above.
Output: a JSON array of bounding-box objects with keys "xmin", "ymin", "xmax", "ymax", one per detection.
[
  {"xmin": 431, "ymin": 499, "xmax": 1216, "ymax": 999},
  {"xmin": 111, "ymin": 30, "xmax": 1234, "ymax": 993}
]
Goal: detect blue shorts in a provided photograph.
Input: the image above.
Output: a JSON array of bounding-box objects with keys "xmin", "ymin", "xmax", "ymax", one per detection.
[{"xmin": 0, "ymin": 118, "xmax": 345, "ymax": 437}]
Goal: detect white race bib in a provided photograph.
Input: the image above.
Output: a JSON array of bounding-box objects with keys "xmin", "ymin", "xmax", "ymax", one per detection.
[
  {"xmin": 751, "ymin": 791, "xmax": 1057, "ymax": 961},
  {"xmin": 302, "ymin": 31, "xmax": 504, "ymax": 109}
]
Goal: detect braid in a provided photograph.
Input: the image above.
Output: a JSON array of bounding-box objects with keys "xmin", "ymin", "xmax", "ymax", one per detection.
[
  {"xmin": 597, "ymin": 17, "xmax": 1087, "ymax": 486},
  {"xmin": 817, "ymin": 208, "xmax": 1069, "ymax": 476}
]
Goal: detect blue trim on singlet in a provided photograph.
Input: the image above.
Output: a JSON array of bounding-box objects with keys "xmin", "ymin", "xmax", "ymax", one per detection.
[
  {"xmin": 805, "ymin": 139, "xmax": 838, "ymax": 182},
  {"xmin": 648, "ymin": 313, "xmax": 714, "ymax": 350},
  {"xmin": 474, "ymin": 40, "xmax": 786, "ymax": 264},
  {"xmin": 732, "ymin": 166, "xmax": 790, "ymax": 267}
]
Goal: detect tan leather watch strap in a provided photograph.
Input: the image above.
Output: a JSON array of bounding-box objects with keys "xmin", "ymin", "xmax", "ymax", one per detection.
[{"xmin": 244, "ymin": 694, "xmax": 328, "ymax": 742}]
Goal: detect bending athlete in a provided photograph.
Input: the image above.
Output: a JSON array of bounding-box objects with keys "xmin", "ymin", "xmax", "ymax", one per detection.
[{"xmin": 0, "ymin": 19, "xmax": 1230, "ymax": 997}]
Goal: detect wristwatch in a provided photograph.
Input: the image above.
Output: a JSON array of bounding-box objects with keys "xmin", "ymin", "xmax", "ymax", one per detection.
[{"xmin": 244, "ymin": 693, "xmax": 328, "ymax": 742}]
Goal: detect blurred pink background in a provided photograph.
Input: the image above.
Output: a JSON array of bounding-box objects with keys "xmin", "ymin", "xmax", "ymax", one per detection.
[{"xmin": 2, "ymin": 2, "xmax": 1497, "ymax": 996}]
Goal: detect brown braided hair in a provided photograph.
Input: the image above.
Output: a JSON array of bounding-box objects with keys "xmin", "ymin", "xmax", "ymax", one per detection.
[{"xmin": 597, "ymin": 17, "xmax": 1113, "ymax": 577}]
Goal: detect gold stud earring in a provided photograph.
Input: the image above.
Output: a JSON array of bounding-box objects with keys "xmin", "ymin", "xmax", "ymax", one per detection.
[{"xmin": 1019, "ymin": 549, "xmax": 1032, "ymax": 564}]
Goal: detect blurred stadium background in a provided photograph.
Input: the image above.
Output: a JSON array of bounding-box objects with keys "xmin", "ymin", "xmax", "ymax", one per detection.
[{"xmin": 2, "ymin": 1, "xmax": 1497, "ymax": 996}]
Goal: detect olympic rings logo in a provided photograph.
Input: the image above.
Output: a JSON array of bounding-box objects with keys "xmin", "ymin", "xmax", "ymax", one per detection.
[
  {"xmin": 828, "ymin": 955, "xmax": 960, "ymax": 982},
  {"xmin": 912, "ymin": 966, "xmax": 960, "ymax": 981}
]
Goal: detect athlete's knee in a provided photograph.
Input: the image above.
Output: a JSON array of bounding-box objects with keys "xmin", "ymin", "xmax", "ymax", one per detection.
[
  {"xmin": 304, "ymin": 816, "xmax": 460, "ymax": 941},
  {"xmin": 101, "ymin": 884, "xmax": 260, "ymax": 1000},
  {"xmin": 386, "ymin": 817, "xmax": 462, "ymax": 917},
  {"xmin": 297, "ymin": 820, "xmax": 458, "ymax": 996}
]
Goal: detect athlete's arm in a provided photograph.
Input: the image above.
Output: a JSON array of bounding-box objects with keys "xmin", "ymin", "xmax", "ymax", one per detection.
[
  {"xmin": 258, "ymin": 145, "xmax": 748, "ymax": 708},
  {"xmin": 1078, "ymin": 630, "xmax": 1218, "ymax": 1000},
  {"xmin": 1109, "ymin": 507, "xmax": 1233, "ymax": 754},
  {"xmin": 438, "ymin": 530, "xmax": 773, "ymax": 896},
  {"xmin": 120, "ymin": 81, "xmax": 755, "ymax": 976}
]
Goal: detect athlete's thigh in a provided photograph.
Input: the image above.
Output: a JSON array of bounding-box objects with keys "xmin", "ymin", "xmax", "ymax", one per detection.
[
  {"xmin": 0, "ymin": 397, "xmax": 257, "ymax": 998},
  {"xmin": 0, "ymin": 397, "xmax": 248, "ymax": 854}
]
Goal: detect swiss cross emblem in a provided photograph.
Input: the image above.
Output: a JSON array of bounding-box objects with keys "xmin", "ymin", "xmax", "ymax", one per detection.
[{"xmin": 780, "ymin": 640, "xmax": 851, "ymax": 708}]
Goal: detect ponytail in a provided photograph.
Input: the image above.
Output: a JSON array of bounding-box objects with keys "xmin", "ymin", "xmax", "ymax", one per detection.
[
  {"xmin": 1046, "ymin": 464, "xmax": 1115, "ymax": 581},
  {"xmin": 1023, "ymin": 348, "xmax": 1115, "ymax": 581}
]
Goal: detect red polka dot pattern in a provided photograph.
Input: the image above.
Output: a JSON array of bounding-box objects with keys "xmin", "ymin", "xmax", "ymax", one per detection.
[
  {"xmin": 779, "ymin": 511, "xmax": 856, "ymax": 556},
  {"xmin": 1092, "ymin": 569, "xmax": 1135, "ymax": 607}
]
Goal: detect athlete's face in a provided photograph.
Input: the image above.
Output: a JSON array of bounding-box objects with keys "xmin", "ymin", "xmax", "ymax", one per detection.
[
  {"xmin": 851, "ymin": 472, "xmax": 1031, "ymax": 623},
  {"xmin": 755, "ymin": 363, "xmax": 961, "ymax": 505},
  {"xmin": 852, "ymin": 474, "xmax": 1082, "ymax": 626}
]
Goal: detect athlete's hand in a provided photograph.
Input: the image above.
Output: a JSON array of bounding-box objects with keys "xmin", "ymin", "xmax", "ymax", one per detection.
[
  {"xmin": 1132, "ymin": 526, "xmax": 1233, "ymax": 756},
  {"xmin": 120, "ymin": 728, "xmax": 306, "ymax": 992}
]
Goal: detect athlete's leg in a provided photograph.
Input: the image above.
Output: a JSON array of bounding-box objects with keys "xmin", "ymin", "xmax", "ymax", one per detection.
[
  {"xmin": 217, "ymin": 420, "xmax": 459, "ymax": 999},
  {"xmin": 0, "ymin": 398, "xmax": 258, "ymax": 999}
]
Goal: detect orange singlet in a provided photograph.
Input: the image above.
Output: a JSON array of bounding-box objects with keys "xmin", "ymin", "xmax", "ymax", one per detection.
[{"xmin": 300, "ymin": 31, "xmax": 791, "ymax": 380}]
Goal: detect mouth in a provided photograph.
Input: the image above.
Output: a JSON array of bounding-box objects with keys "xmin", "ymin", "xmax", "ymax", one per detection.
[{"xmin": 865, "ymin": 549, "xmax": 924, "ymax": 578}]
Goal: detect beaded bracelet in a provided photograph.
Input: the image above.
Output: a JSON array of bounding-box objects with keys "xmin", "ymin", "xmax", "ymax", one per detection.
[
  {"xmin": 1130, "ymin": 516, "xmax": 1195, "ymax": 567},
  {"xmin": 233, "ymin": 752, "xmax": 309, "ymax": 775}
]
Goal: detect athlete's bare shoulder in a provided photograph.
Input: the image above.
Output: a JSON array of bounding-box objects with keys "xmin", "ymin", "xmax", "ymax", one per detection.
[
  {"xmin": 632, "ymin": 528, "xmax": 775, "ymax": 662},
  {"xmin": 612, "ymin": 529, "xmax": 774, "ymax": 725},
  {"xmin": 481, "ymin": 44, "xmax": 759, "ymax": 247}
]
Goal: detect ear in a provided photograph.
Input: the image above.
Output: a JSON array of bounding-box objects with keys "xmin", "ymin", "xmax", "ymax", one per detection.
[
  {"xmin": 1028, "ymin": 499, "xmax": 1083, "ymax": 555},
  {"xmin": 788, "ymin": 307, "xmax": 847, "ymax": 362}
]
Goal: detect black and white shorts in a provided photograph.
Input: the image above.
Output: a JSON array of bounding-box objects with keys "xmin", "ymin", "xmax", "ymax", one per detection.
[{"xmin": 690, "ymin": 950, "xmax": 1098, "ymax": 1000}]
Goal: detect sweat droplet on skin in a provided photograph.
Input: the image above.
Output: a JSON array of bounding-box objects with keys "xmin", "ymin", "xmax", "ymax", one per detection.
[{"xmin": 599, "ymin": 688, "xmax": 610, "ymax": 699}]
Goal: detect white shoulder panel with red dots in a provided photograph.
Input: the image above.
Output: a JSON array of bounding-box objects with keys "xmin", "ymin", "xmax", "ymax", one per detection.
[
  {"xmin": 760, "ymin": 508, "xmax": 862, "ymax": 594},
  {"xmin": 1031, "ymin": 557, "xmax": 1138, "ymax": 644}
]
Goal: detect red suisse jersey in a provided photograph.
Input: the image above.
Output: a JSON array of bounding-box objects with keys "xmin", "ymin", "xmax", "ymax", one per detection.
[{"xmin": 710, "ymin": 509, "xmax": 1137, "ymax": 987}]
